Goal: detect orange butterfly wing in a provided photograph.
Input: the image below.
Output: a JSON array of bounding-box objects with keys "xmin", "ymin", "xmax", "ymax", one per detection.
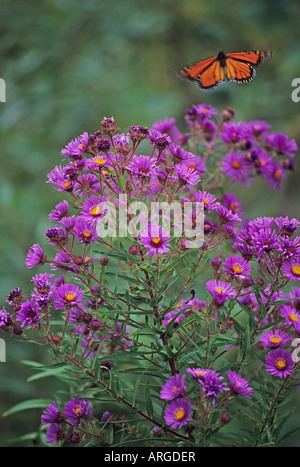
[
  {"xmin": 179, "ymin": 55, "xmax": 217, "ymax": 81},
  {"xmin": 225, "ymin": 50, "xmax": 271, "ymax": 66},
  {"xmin": 225, "ymin": 58, "xmax": 254, "ymax": 84},
  {"xmin": 198, "ymin": 60, "xmax": 226, "ymax": 89}
]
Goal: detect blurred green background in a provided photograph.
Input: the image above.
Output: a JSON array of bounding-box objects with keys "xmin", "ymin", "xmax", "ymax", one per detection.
[{"xmin": 1, "ymin": 0, "xmax": 300, "ymax": 446}]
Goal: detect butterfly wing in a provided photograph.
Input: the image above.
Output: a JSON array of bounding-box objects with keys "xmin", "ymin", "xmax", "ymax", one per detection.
[
  {"xmin": 226, "ymin": 50, "xmax": 271, "ymax": 65},
  {"xmin": 225, "ymin": 58, "xmax": 255, "ymax": 84},
  {"xmin": 179, "ymin": 55, "xmax": 217, "ymax": 81},
  {"xmin": 198, "ymin": 60, "xmax": 226, "ymax": 89}
]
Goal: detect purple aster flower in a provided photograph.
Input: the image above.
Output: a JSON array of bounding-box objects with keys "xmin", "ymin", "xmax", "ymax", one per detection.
[
  {"xmin": 227, "ymin": 371, "xmax": 253, "ymax": 398},
  {"xmin": 53, "ymin": 284, "xmax": 84, "ymax": 310},
  {"xmin": 265, "ymin": 348, "xmax": 294, "ymax": 378},
  {"xmin": 175, "ymin": 162, "xmax": 200, "ymax": 186},
  {"xmin": 223, "ymin": 255, "xmax": 252, "ymax": 280},
  {"xmin": 206, "ymin": 279, "xmax": 235, "ymax": 307},
  {"xmin": 49, "ymin": 200, "xmax": 69, "ymax": 221},
  {"xmin": 204, "ymin": 220, "xmax": 217, "ymax": 234},
  {"xmin": 186, "ymin": 368, "xmax": 211, "ymax": 381},
  {"xmin": 44, "ymin": 226, "xmax": 67, "ymax": 245},
  {"xmin": 193, "ymin": 190, "xmax": 217, "ymax": 212},
  {"xmin": 80, "ymin": 196, "xmax": 107, "ymax": 223},
  {"xmin": 162, "ymin": 310, "xmax": 184, "ymax": 327},
  {"xmin": 266, "ymin": 132, "xmax": 298, "ymax": 157},
  {"xmin": 148, "ymin": 129, "xmax": 172, "ymax": 150},
  {"xmin": 51, "ymin": 251, "xmax": 79, "ymax": 273},
  {"xmin": 41, "ymin": 402, "xmax": 64, "ymax": 424},
  {"xmin": 259, "ymin": 329, "xmax": 292, "ymax": 348},
  {"xmin": 140, "ymin": 225, "xmax": 170, "ymax": 256},
  {"xmin": 127, "ymin": 155, "xmax": 158, "ymax": 179},
  {"xmin": 63, "ymin": 398, "xmax": 93, "ymax": 426},
  {"xmin": 186, "ymin": 104, "xmax": 218, "ymax": 123},
  {"xmin": 233, "ymin": 243, "xmax": 254, "ymax": 261},
  {"xmin": 152, "ymin": 117, "xmax": 181, "ymax": 143},
  {"xmin": 101, "ymin": 411, "xmax": 112, "ymax": 422},
  {"xmin": 25, "ymin": 243, "xmax": 46, "ymax": 269},
  {"xmin": 164, "ymin": 397, "xmax": 191, "ymax": 429},
  {"xmin": 63, "ymin": 163, "xmax": 78, "ymax": 181},
  {"xmin": 0, "ymin": 308, "xmax": 11, "ymax": 328},
  {"xmin": 74, "ymin": 219, "xmax": 99, "ymax": 243},
  {"xmin": 265, "ymin": 161, "xmax": 286, "ymax": 190},
  {"xmin": 168, "ymin": 143, "xmax": 194, "ymax": 164},
  {"xmin": 248, "ymin": 120, "xmax": 270, "ymax": 138},
  {"xmin": 199, "ymin": 370, "xmax": 229, "ymax": 404},
  {"xmin": 31, "ymin": 273, "xmax": 54, "ymax": 307},
  {"xmin": 280, "ymin": 305, "xmax": 300, "ymax": 326},
  {"xmin": 61, "ymin": 132, "xmax": 89, "ymax": 158},
  {"xmin": 252, "ymin": 148, "xmax": 274, "ymax": 175},
  {"xmin": 275, "ymin": 216, "xmax": 300, "ymax": 237},
  {"xmin": 47, "ymin": 165, "xmax": 75, "ymax": 192},
  {"xmin": 214, "ymin": 204, "xmax": 242, "ymax": 224},
  {"xmin": 73, "ymin": 173, "xmax": 101, "ymax": 195},
  {"xmin": 16, "ymin": 299, "xmax": 41, "ymax": 328},
  {"xmin": 221, "ymin": 193, "xmax": 243, "ymax": 216},
  {"xmin": 221, "ymin": 151, "xmax": 252, "ymax": 185},
  {"xmin": 278, "ymin": 236, "xmax": 300, "ymax": 259},
  {"xmin": 59, "ymin": 215, "xmax": 77, "ymax": 233},
  {"xmin": 251, "ymin": 228, "xmax": 281, "ymax": 260},
  {"xmin": 282, "ymin": 259, "xmax": 300, "ymax": 281},
  {"xmin": 160, "ymin": 375, "xmax": 186, "ymax": 401},
  {"xmin": 220, "ymin": 121, "xmax": 249, "ymax": 144},
  {"xmin": 68, "ymin": 432, "xmax": 80, "ymax": 444},
  {"xmin": 45, "ymin": 423, "xmax": 65, "ymax": 445},
  {"xmin": 201, "ymin": 117, "xmax": 218, "ymax": 142},
  {"xmin": 86, "ymin": 155, "xmax": 112, "ymax": 171}
]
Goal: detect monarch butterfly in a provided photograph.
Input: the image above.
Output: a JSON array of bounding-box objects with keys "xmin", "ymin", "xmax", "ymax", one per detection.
[{"xmin": 178, "ymin": 50, "xmax": 272, "ymax": 90}]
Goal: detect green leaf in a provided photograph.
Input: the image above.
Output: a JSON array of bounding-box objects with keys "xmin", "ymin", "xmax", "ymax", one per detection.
[
  {"xmin": 3, "ymin": 399, "xmax": 52, "ymax": 417},
  {"xmin": 145, "ymin": 383, "xmax": 153, "ymax": 418}
]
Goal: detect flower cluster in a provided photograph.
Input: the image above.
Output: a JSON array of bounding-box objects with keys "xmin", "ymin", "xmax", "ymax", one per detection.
[
  {"xmin": 1, "ymin": 105, "xmax": 300, "ymax": 447},
  {"xmin": 160, "ymin": 370, "xmax": 252, "ymax": 428},
  {"xmin": 41, "ymin": 398, "xmax": 93, "ymax": 445}
]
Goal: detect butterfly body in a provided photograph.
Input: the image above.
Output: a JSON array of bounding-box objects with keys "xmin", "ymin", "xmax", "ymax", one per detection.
[{"xmin": 179, "ymin": 50, "xmax": 272, "ymax": 90}]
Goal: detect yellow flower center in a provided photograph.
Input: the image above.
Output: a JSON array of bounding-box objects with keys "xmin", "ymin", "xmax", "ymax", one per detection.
[
  {"xmin": 274, "ymin": 169, "xmax": 282, "ymax": 180},
  {"xmin": 90, "ymin": 205, "xmax": 102, "ymax": 216},
  {"xmin": 269, "ymin": 336, "xmax": 282, "ymax": 345},
  {"xmin": 289, "ymin": 312, "xmax": 298, "ymax": 322},
  {"xmin": 215, "ymin": 287, "xmax": 225, "ymax": 294},
  {"xmin": 73, "ymin": 404, "xmax": 82, "ymax": 415},
  {"xmin": 65, "ymin": 293, "xmax": 76, "ymax": 302},
  {"xmin": 232, "ymin": 263, "xmax": 243, "ymax": 274},
  {"xmin": 62, "ymin": 180, "xmax": 72, "ymax": 188},
  {"xmin": 151, "ymin": 237, "xmax": 161, "ymax": 245},
  {"xmin": 174, "ymin": 407, "xmax": 186, "ymax": 421},
  {"xmin": 291, "ymin": 265, "xmax": 300, "ymax": 277},
  {"xmin": 203, "ymin": 198, "xmax": 209, "ymax": 206},
  {"xmin": 232, "ymin": 161, "xmax": 241, "ymax": 169},
  {"xmin": 78, "ymin": 143, "xmax": 85, "ymax": 150},
  {"xmin": 195, "ymin": 370, "xmax": 206, "ymax": 377},
  {"xmin": 275, "ymin": 358, "xmax": 287, "ymax": 370},
  {"xmin": 94, "ymin": 157, "xmax": 107, "ymax": 165},
  {"xmin": 230, "ymin": 202, "xmax": 238, "ymax": 212},
  {"xmin": 172, "ymin": 386, "xmax": 179, "ymax": 393},
  {"xmin": 82, "ymin": 230, "xmax": 92, "ymax": 239}
]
